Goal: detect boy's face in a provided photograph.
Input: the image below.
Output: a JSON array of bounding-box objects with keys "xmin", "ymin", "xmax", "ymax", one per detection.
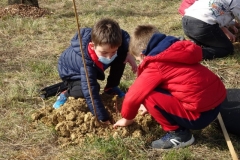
[{"xmin": 90, "ymin": 42, "xmax": 118, "ymax": 59}]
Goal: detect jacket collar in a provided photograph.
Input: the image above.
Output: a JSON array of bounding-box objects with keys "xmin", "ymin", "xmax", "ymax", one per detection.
[{"xmin": 87, "ymin": 43, "xmax": 104, "ymax": 70}]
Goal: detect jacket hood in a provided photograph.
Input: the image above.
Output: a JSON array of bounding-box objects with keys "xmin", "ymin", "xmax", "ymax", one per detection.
[
  {"xmin": 140, "ymin": 34, "xmax": 202, "ymax": 67},
  {"xmin": 143, "ymin": 33, "xmax": 179, "ymax": 56}
]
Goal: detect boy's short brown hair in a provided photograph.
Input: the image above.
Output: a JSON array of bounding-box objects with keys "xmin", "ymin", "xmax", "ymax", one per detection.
[
  {"xmin": 91, "ymin": 18, "xmax": 122, "ymax": 48},
  {"xmin": 129, "ymin": 25, "xmax": 159, "ymax": 57}
]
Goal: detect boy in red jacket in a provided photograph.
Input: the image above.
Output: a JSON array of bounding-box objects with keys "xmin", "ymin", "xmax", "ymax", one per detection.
[{"xmin": 113, "ymin": 25, "xmax": 227, "ymax": 149}]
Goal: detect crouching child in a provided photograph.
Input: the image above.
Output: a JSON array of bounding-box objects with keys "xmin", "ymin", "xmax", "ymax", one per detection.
[
  {"xmin": 53, "ymin": 18, "xmax": 137, "ymax": 123},
  {"xmin": 113, "ymin": 25, "xmax": 226, "ymax": 149}
]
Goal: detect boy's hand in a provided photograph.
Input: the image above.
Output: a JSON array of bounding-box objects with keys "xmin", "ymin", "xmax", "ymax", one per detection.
[
  {"xmin": 229, "ymin": 25, "xmax": 238, "ymax": 34},
  {"xmin": 235, "ymin": 21, "xmax": 240, "ymax": 28},
  {"xmin": 100, "ymin": 120, "xmax": 111, "ymax": 125},
  {"xmin": 222, "ymin": 27, "xmax": 236, "ymax": 42},
  {"xmin": 138, "ymin": 104, "xmax": 148, "ymax": 116},
  {"xmin": 113, "ymin": 118, "xmax": 134, "ymax": 128},
  {"xmin": 124, "ymin": 53, "xmax": 138, "ymax": 73}
]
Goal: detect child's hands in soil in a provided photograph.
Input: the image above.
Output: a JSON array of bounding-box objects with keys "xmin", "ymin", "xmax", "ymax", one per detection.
[
  {"xmin": 100, "ymin": 120, "xmax": 111, "ymax": 125},
  {"xmin": 113, "ymin": 118, "xmax": 134, "ymax": 128}
]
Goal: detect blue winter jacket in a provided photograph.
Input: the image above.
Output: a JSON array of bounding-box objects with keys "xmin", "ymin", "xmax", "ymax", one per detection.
[{"xmin": 58, "ymin": 28, "xmax": 130, "ymax": 121}]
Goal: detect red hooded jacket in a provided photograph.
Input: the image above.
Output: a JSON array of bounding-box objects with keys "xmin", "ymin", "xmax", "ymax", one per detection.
[{"xmin": 121, "ymin": 40, "xmax": 226, "ymax": 120}]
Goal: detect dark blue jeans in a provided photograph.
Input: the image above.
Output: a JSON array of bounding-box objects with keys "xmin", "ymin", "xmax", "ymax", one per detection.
[{"xmin": 182, "ymin": 16, "xmax": 234, "ymax": 60}]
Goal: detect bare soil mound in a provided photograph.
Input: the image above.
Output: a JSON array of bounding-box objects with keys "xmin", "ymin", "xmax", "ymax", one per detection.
[
  {"xmin": 32, "ymin": 94, "xmax": 160, "ymax": 146},
  {"xmin": 0, "ymin": 4, "xmax": 50, "ymax": 18}
]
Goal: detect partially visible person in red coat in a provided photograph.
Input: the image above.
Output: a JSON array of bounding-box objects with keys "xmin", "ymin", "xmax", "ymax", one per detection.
[
  {"xmin": 113, "ymin": 25, "xmax": 227, "ymax": 149},
  {"xmin": 178, "ymin": 0, "xmax": 196, "ymax": 16}
]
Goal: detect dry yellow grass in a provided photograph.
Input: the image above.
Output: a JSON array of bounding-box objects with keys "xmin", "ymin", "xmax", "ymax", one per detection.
[{"xmin": 0, "ymin": 0, "xmax": 240, "ymax": 159}]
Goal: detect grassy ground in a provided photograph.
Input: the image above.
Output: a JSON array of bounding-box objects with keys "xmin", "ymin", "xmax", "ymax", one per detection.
[{"xmin": 0, "ymin": 0, "xmax": 240, "ymax": 159}]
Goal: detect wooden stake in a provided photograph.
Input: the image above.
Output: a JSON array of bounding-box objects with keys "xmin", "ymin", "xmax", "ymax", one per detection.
[
  {"xmin": 72, "ymin": 0, "xmax": 99, "ymax": 122},
  {"xmin": 217, "ymin": 113, "xmax": 239, "ymax": 160}
]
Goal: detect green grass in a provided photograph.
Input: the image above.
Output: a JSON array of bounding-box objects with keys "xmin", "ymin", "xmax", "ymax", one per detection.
[{"xmin": 0, "ymin": 0, "xmax": 240, "ymax": 159}]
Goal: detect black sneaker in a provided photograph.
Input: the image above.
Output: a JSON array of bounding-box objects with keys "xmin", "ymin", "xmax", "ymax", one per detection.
[{"xmin": 151, "ymin": 129, "xmax": 194, "ymax": 149}]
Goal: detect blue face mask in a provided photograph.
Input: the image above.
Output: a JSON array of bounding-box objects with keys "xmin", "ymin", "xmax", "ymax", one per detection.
[{"xmin": 98, "ymin": 53, "xmax": 118, "ymax": 64}]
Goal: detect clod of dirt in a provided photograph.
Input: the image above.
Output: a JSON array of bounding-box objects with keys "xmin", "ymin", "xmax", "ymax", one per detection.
[
  {"xmin": 0, "ymin": 4, "xmax": 51, "ymax": 18},
  {"xmin": 32, "ymin": 94, "xmax": 160, "ymax": 146}
]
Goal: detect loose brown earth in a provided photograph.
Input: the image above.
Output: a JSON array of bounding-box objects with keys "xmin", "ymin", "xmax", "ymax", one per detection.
[
  {"xmin": 32, "ymin": 93, "xmax": 160, "ymax": 147},
  {"xmin": 0, "ymin": 4, "xmax": 50, "ymax": 18}
]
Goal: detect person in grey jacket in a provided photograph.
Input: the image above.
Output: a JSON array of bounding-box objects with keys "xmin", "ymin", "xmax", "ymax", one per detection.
[{"xmin": 182, "ymin": 0, "xmax": 240, "ymax": 60}]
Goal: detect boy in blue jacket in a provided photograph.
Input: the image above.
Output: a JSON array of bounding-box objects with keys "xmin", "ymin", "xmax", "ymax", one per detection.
[{"xmin": 53, "ymin": 18, "xmax": 137, "ymax": 123}]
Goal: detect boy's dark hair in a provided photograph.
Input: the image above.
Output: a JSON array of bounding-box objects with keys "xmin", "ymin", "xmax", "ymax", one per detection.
[
  {"xmin": 91, "ymin": 18, "xmax": 122, "ymax": 48},
  {"xmin": 129, "ymin": 25, "xmax": 159, "ymax": 57}
]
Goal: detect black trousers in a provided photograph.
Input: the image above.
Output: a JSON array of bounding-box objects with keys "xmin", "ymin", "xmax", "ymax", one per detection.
[
  {"xmin": 63, "ymin": 80, "xmax": 84, "ymax": 98},
  {"xmin": 182, "ymin": 16, "xmax": 234, "ymax": 60}
]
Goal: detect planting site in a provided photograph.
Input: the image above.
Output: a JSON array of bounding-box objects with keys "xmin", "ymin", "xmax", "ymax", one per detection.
[{"xmin": 32, "ymin": 93, "xmax": 160, "ymax": 147}]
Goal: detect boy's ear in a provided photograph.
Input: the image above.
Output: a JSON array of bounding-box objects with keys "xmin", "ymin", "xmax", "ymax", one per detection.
[{"xmin": 89, "ymin": 42, "xmax": 95, "ymax": 50}]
